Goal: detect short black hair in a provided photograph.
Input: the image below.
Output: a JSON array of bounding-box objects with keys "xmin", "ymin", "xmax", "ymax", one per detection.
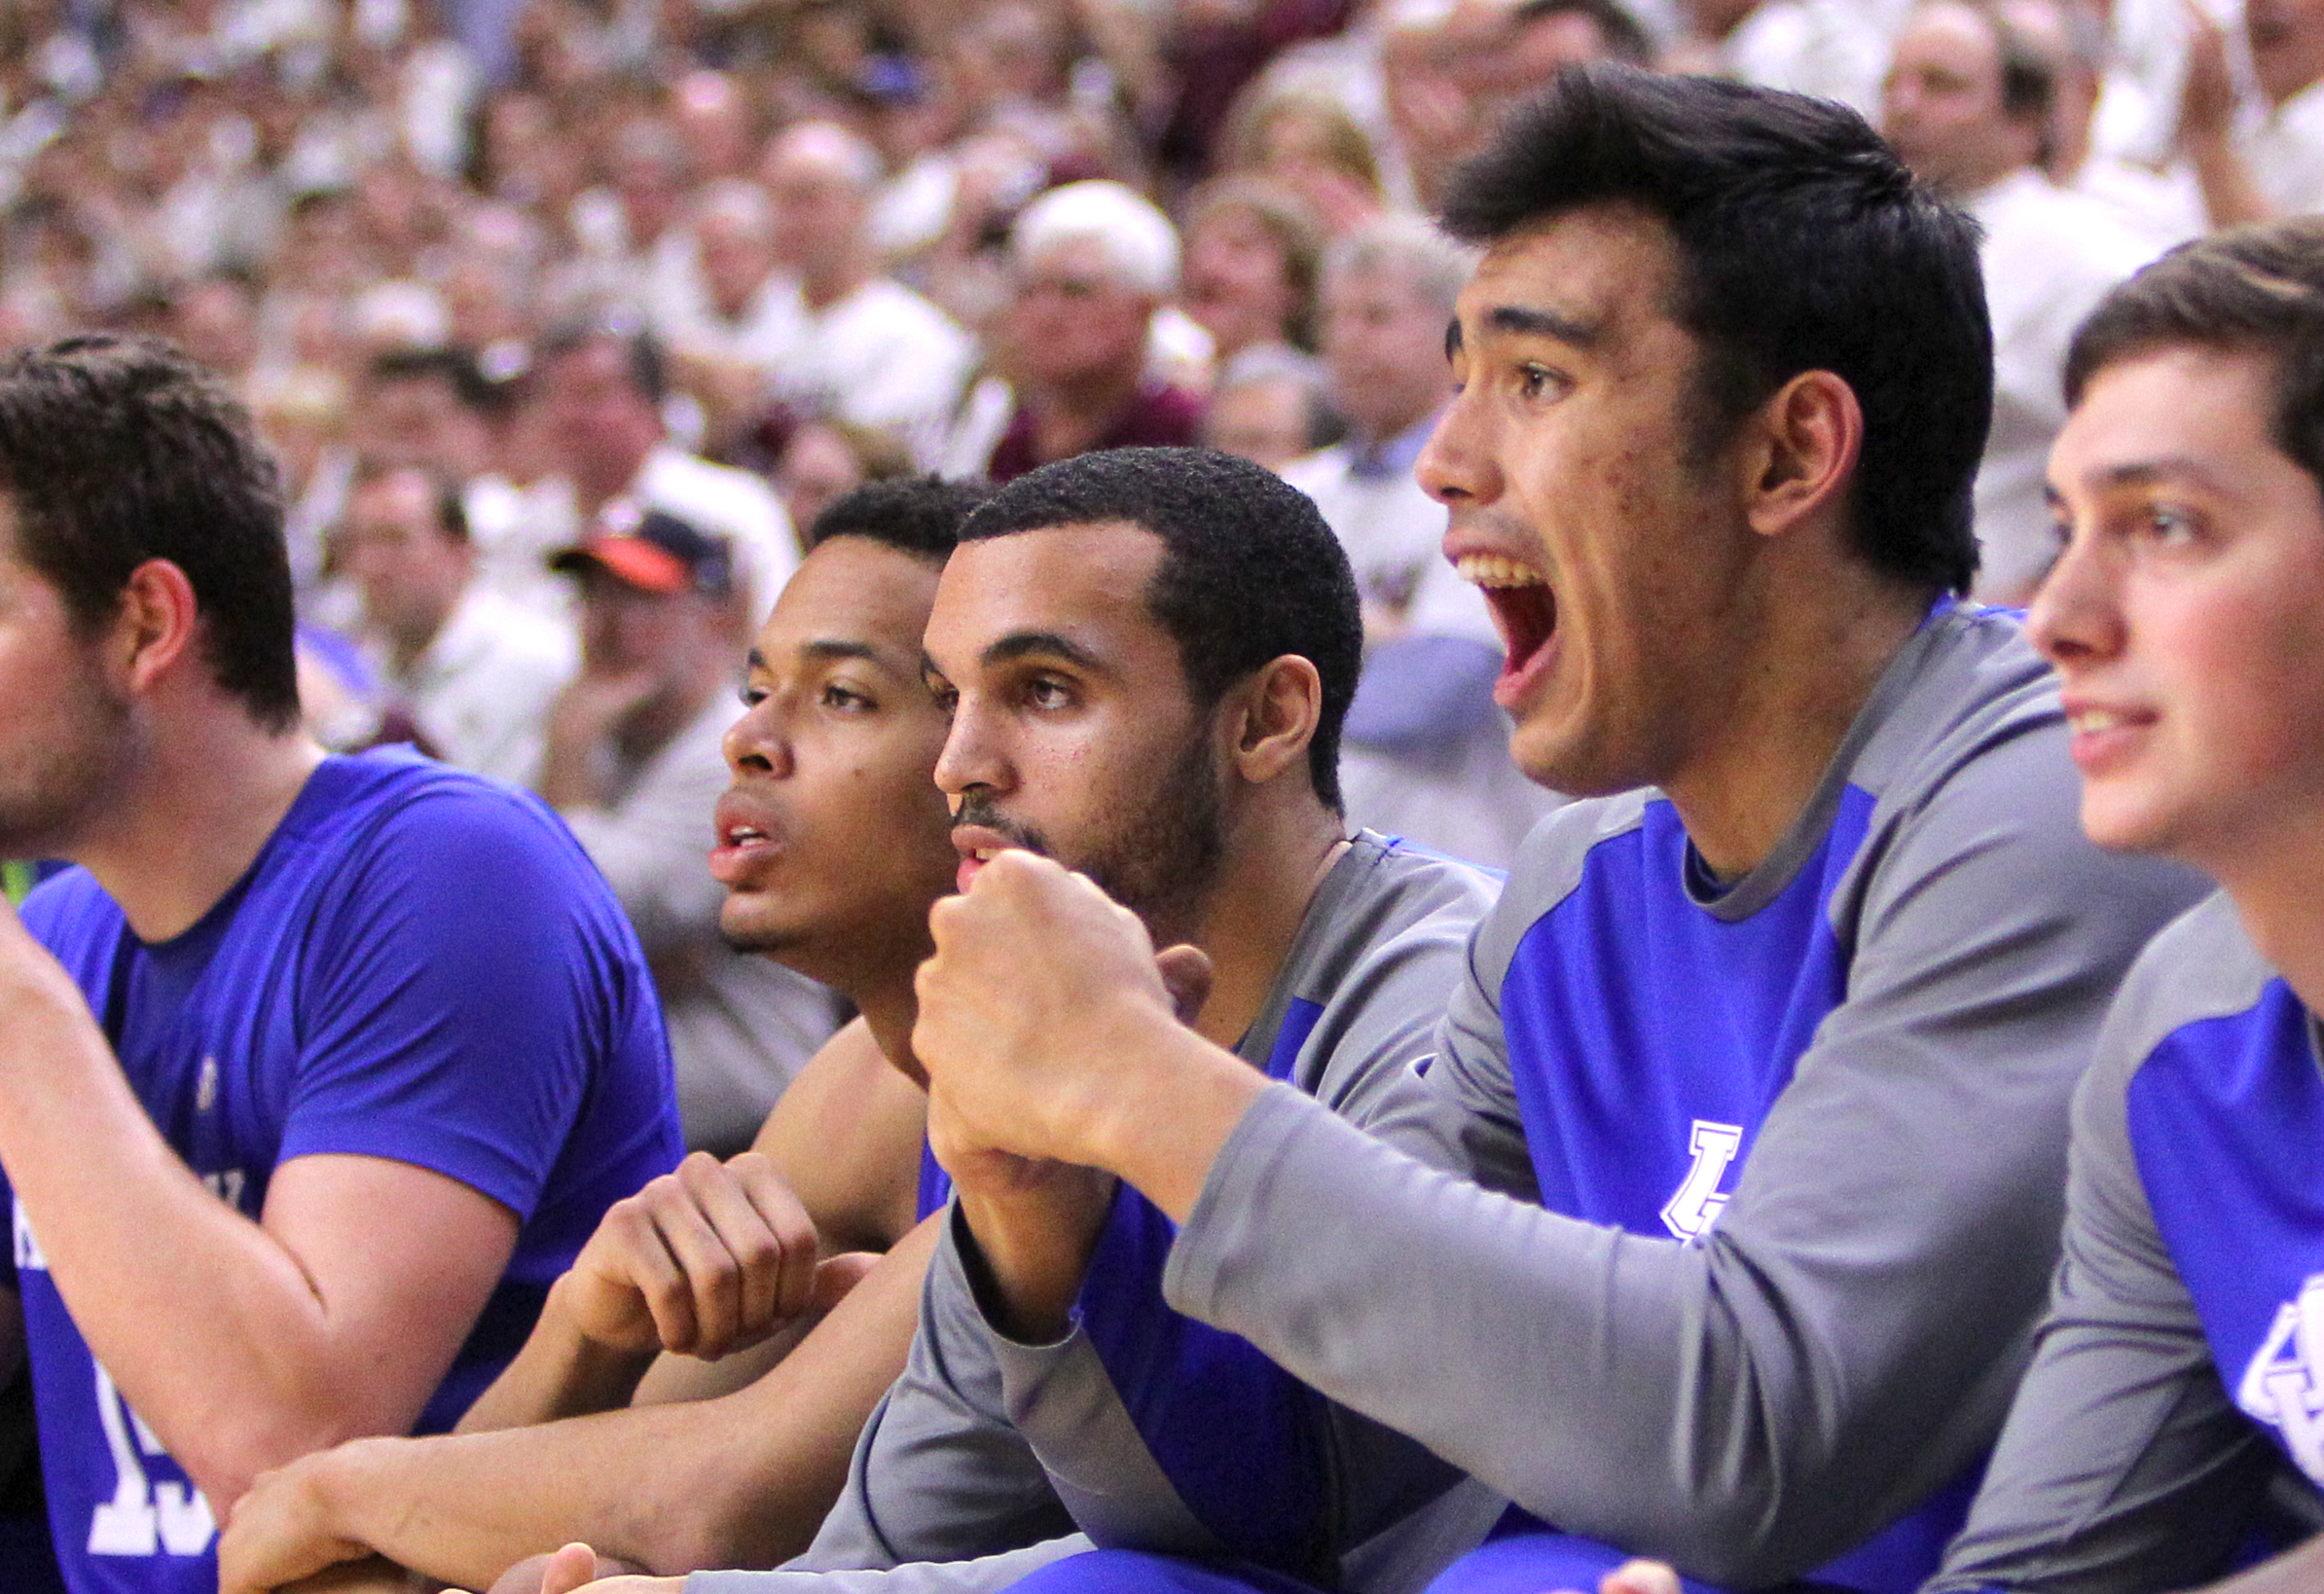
[
  {"xmin": 348, "ymin": 455, "xmax": 471, "ymax": 544},
  {"xmin": 1440, "ymin": 65, "xmax": 1991, "ymax": 594},
  {"xmin": 806, "ymin": 475, "xmax": 995, "ymax": 563},
  {"xmin": 0, "ymin": 336, "xmax": 299, "ymax": 729},
  {"xmin": 957, "ymin": 447, "xmax": 1362, "ymax": 811},
  {"xmin": 365, "ymin": 344, "xmax": 497, "ymax": 414},
  {"xmin": 1511, "ymin": 0, "xmax": 1654, "ymax": 66},
  {"xmin": 2064, "ymin": 216, "xmax": 2324, "ymax": 495}
]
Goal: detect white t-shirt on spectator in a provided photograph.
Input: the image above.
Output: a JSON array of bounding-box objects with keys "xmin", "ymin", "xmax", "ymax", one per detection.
[
  {"xmin": 1968, "ymin": 167, "xmax": 2155, "ymax": 602},
  {"xmin": 737, "ymin": 275, "xmax": 975, "ymax": 468}
]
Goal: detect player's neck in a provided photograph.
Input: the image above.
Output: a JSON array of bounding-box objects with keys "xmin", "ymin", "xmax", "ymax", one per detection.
[
  {"xmin": 72, "ymin": 700, "xmax": 326, "ymax": 944},
  {"xmin": 1664, "ymin": 569, "xmax": 1932, "ymax": 883},
  {"xmin": 854, "ymin": 977, "xmax": 925, "ymax": 1090},
  {"xmin": 1181, "ymin": 797, "xmax": 1350, "ymax": 1049},
  {"xmin": 2211, "ymin": 823, "xmax": 2324, "ymax": 1016}
]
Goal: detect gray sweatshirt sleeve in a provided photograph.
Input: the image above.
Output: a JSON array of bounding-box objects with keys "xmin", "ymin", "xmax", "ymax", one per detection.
[
  {"xmin": 1928, "ymin": 906, "xmax": 2283, "ymax": 1594},
  {"xmin": 776, "ymin": 1214, "xmax": 1080, "ymax": 1582},
  {"xmin": 974, "ymin": 887, "xmax": 1512, "ymax": 1591},
  {"xmin": 1162, "ymin": 725, "xmax": 2205, "ymax": 1587}
]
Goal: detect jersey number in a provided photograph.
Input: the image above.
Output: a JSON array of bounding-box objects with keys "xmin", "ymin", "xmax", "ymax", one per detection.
[
  {"xmin": 87, "ymin": 1364, "xmax": 215, "ymax": 1557},
  {"xmin": 1660, "ymin": 1120, "xmax": 1744, "ymax": 1244}
]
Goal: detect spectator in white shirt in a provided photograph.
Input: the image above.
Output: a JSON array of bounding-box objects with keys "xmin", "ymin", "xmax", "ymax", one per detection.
[
  {"xmin": 2177, "ymin": 0, "xmax": 2324, "ymax": 227},
  {"xmin": 1884, "ymin": 0, "xmax": 2150, "ymax": 601},
  {"xmin": 734, "ymin": 121, "xmax": 976, "ymax": 469},
  {"xmin": 532, "ymin": 317, "xmax": 798, "ymax": 622},
  {"xmin": 338, "ymin": 458, "xmax": 575, "ymax": 788}
]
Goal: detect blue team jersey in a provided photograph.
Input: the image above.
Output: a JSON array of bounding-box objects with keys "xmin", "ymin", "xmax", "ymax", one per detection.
[
  {"xmin": 1488, "ymin": 788, "xmax": 1973, "ymax": 1592},
  {"xmin": 7, "ymin": 748, "xmax": 683, "ymax": 1594},
  {"xmin": 2130, "ymin": 978, "xmax": 2324, "ymax": 1491}
]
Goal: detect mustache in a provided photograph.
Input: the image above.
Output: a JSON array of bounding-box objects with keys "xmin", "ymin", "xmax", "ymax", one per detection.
[{"xmin": 950, "ymin": 793, "xmax": 1049, "ymax": 857}]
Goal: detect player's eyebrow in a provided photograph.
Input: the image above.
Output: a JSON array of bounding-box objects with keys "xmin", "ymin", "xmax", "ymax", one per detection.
[
  {"xmin": 799, "ymin": 638, "xmax": 889, "ymax": 668},
  {"xmin": 979, "ymin": 631, "xmax": 1108, "ymax": 673},
  {"xmin": 2080, "ymin": 456, "xmax": 2236, "ymax": 496},
  {"xmin": 1483, "ymin": 303, "xmax": 1603, "ymax": 348}
]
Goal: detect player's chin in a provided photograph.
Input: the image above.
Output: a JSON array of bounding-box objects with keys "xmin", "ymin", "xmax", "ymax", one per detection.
[{"xmin": 717, "ymin": 901, "xmax": 796, "ymax": 956}]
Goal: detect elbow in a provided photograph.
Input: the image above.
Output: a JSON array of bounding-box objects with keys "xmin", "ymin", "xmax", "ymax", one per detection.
[{"xmin": 175, "ymin": 1407, "xmax": 379, "ymax": 1522}]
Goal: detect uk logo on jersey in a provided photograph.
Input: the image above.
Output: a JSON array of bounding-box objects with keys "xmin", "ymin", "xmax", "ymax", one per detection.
[
  {"xmin": 1660, "ymin": 1119, "xmax": 1744, "ymax": 1243},
  {"xmin": 2237, "ymin": 1271, "xmax": 2324, "ymax": 1485}
]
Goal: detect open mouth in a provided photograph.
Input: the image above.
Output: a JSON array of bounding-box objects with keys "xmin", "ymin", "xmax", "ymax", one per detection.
[
  {"xmin": 708, "ymin": 805, "xmax": 783, "ymax": 887},
  {"xmin": 1456, "ymin": 554, "xmax": 1557, "ymax": 685}
]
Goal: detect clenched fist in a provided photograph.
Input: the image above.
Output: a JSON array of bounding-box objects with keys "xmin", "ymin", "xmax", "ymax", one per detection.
[
  {"xmin": 913, "ymin": 851, "xmax": 1181, "ymax": 1172},
  {"xmin": 558, "ymin": 1151, "xmax": 829, "ymax": 1360}
]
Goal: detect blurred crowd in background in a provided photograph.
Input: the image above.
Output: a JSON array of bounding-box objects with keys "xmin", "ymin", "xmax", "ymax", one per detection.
[{"xmin": 2, "ymin": 0, "xmax": 2318, "ymax": 1148}]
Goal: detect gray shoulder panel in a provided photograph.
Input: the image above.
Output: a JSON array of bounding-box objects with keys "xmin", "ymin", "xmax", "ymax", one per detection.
[{"xmin": 1466, "ymin": 793, "xmax": 1652, "ymax": 994}]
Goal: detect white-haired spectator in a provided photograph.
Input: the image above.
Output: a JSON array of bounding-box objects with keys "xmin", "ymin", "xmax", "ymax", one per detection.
[
  {"xmin": 350, "ymin": 277, "xmax": 450, "ymax": 355},
  {"xmin": 947, "ymin": 178, "xmax": 1205, "ymax": 482},
  {"xmin": 669, "ymin": 69, "xmax": 757, "ymax": 184},
  {"xmin": 725, "ymin": 121, "xmax": 975, "ymax": 469},
  {"xmin": 1284, "ymin": 213, "xmax": 1559, "ymax": 867}
]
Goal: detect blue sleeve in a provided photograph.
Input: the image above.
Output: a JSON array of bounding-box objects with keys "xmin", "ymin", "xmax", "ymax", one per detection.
[{"xmin": 277, "ymin": 789, "xmax": 617, "ymax": 1221}]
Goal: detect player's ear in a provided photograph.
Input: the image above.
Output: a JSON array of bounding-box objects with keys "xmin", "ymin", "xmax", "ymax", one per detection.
[
  {"xmin": 1225, "ymin": 654, "xmax": 1322, "ymax": 786},
  {"xmin": 109, "ymin": 559, "xmax": 200, "ymax": 697},
  {"xmin": 1740, "ymin": 368, "xmax": 1862, "ymax": 542}
]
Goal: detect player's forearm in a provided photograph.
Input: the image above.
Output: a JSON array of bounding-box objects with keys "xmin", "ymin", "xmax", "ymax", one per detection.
[
  {"xmin": 952, "ymin": 1176, "xmax": 1114, "ymax": 1344},
  {"xmin": 1078, "ymin": 1019, "xmax": 1267, "ymax": 1226},
  {"xmin": 0, "ymin": 970, "xmax": 399, "ymax": 1505},
  {"xmin": 253, "ymin": 1414, "xmax": 783, "ymax": 1590},
  {"xmin": 455, "ymin": 1276, "xmax": 660, "ymax": 1433},
  {"xmin": 1162, "ymin": 1086, "xmax": 2023, "ymax": 1588}
]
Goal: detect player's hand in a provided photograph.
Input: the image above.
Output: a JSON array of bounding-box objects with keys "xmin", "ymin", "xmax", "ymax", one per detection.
[
  {"xmin": 216, "ymin": 1446, "xmax": 368, "ymax": 1594},
  {"xmin": 1568, "ymin": 1560, "xmax": 1681, "ymax": 1594},
  {"xmin": 914, "ymin": 851, "xmax": 1182, "ymax": 1169},
  {"xmin": 526, "ymin": 1541, "xmax": 680, "ymax": 1594},
  {"xmin": 555, "ymin": 1151, "xmax": 826, "ymax": 1360}
]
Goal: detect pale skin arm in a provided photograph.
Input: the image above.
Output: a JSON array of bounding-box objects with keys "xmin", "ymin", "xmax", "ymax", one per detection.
[
  {"xmin": 0, "ymin": 898, "xmax": 516, "ymax": 1517},
  {"xmin": 218, "ymin": 1217, "xmax": 941, "ymax": 1594}
]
